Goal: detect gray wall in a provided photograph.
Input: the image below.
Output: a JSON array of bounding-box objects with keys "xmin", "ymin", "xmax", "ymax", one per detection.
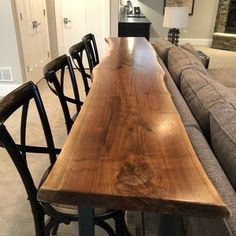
[
  {"xmin": 117, "ymin": 0, "xmax": 219, "ymax": 41},
  {"xmin": 0, "ymin": 0, "xmax": 23, "ymax": 84}
]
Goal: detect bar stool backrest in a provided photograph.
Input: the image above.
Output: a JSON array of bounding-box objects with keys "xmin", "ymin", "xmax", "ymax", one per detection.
[
  {"xmin": 69, "ymin": 41, "xmax": 91, "ymax": 95},
  {"xmin": 82, "ymin": 33, "xmax": 99, "ymax": 73},
  {"xmin": 0, "ymin": 81, "xmax": 60, "ymax": 236},
  {"xmin": 43, "ymin": 55, "xmax": 83, "ymax": 134}
]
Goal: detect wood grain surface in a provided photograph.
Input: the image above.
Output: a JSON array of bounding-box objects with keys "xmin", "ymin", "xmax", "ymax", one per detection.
[{"xmin": 38, "ymin": 37, "xmax": 230, "ymax": 218}]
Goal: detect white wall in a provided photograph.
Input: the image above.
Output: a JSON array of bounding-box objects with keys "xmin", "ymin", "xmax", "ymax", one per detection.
[
  {"xmin": 0, "ymin": 0, "xmax": 23, "ymax": 96},
  {"xmin": 46, "ymin": 0, "xmax": 59, "ymax": 59},
  {"xmin": 110, "ymin": 0, "xmax": 119, "ymax": 36}
]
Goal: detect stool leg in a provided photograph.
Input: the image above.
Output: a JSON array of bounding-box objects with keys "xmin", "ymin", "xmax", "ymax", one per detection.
[
  {"xmin": 135, "ymin": 211, "xmax": 145, "ymax": 236},
  {"xmin": 50, "ymin": 223, "xmax": 59, "ymax": 235},
  {"xmin": 115, "ymin": 211, "xmax": 124, "ymax": 236},
  {"xmin": 159, "ymin": 214, "xmax": 185, "ymax": 236},
  {"xmin": 114, "ymin": 211, "xmax": 132, "ymax": 236},
  {"xmin": 78, "ymin": 207, "xmax": 95, "ymax": 236}
]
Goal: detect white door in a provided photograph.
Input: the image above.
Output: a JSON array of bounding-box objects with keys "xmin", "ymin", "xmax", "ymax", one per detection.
[
  {"xmin": 15, "ymin": 0, "xmax": 51, "ymax": 83},
  {"xmin": 55, "ymin": 0, "xmax": 110, "ymax": 57},
  {"xmin": 55, "ymin": 0, "xmax": 86, "ymax": 56}
]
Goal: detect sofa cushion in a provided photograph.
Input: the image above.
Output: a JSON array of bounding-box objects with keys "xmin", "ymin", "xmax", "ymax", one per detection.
[
  {"xmin": 229, "ymin": 87, "xmax": 236, "ymax": 95},
  {"xmin": 168, "ymin": 46, "xmax": 208, "ymax": 87},
  {"xmin": 180, "ymin": 67, "xmax": 236, "ymax": 140},
  {"xmin": 185, "ymin": 126, "xmax": 236, "ymax": 236},
  {"xmin": 210, "ymin": 103, "xmax": 236, "ymax": 190},
  {"xmin": 208, "ymin": 68, "xmax": 236, "ymax": 96},
  {"xmin": 180, "ymin": 43, "xmax": 200, "ymax": 58},
  {"xmin": 152, "ymin": 38, "xmax": 176, "ymax": 64},
  {"xmin": 180, "ymin": 43, "xmax": 209, "ymax": 68}
]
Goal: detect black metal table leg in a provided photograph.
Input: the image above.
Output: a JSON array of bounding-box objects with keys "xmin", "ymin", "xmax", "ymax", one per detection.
[
  {"xmin": 78, "ymin": 207, "xmax": 95, "ymax": 236},
  {"xmin": 159, "ymin": 214, "xmax": 185, "ymax": 236},
  {"xmin": 135, "ymin": 211, "xmax": 145, "ymax": 236}
]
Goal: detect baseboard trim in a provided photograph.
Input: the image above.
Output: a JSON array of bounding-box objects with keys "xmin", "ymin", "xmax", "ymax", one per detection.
[
  {"xmin": 179, "ymin": 38, "xmax": 212, "ymax": 46},
  {"xmin": 150, "ymin": 37, "xmax": 212, "ymax": 46},
  {"xmin": 0, "ymin": 83, "xmax": 22, "ymax": 97}
]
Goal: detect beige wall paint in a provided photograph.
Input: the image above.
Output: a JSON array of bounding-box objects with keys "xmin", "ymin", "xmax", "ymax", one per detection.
[
  {"xmin": 116, "ymin": 0, "xmax": 219, "ymax": 41},
  {"xmin": 0, "ymin": 0, "xmax": 23, "ymax": 85},
  {"xmin": 137, "ymin": 0, "xmax": 219, "ymax": 39},
  {"xmin": 181, "ymin": 0, "xmax": 219, "ymax": 39}
]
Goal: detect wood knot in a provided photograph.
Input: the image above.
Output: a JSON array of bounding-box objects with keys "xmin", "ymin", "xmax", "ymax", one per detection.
[
  {"xmin": 128, "ymin": 127, "xmax": 134, "ymax": 133},
  {"xmin": 116, "ymin": 162, "xmax": 154, "ymax": 187}
]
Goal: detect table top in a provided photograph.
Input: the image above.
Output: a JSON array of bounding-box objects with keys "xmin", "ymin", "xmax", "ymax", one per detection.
[
  {"xmin": 38, "ymin": 37, "xmax": 230, "ymax": 218},
  {"xmin": 119, "ymin": 14, "xmax": 151, "ymax": 24}
]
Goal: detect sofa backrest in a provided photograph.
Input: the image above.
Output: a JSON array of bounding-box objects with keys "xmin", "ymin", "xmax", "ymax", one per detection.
[
  {"xmin": 153, "ymin": 39, "xmax": 236, "ymax": 235},
  {"xmin": 167, "ymin": 46, "xmax": 208, "ymax": 87},
  {"xmin": 180, "ymin": 67, "xmax": 236, "ymax": 190},
  {"xmin": 152, "ymin": 38, "xmax": 176, "ymax": 64},
  {"xmin": 210, "ymin": 102, "xmax": 236, "ymax": 190},
  {"xmin": 153, "ymin": 39, "xmax": 236, "ymax": 191}
]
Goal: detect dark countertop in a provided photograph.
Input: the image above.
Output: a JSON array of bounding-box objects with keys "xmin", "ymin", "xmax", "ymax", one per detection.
[{"xmin": 119, "ymin": 14, "xmax": 151, "ymax": 24}]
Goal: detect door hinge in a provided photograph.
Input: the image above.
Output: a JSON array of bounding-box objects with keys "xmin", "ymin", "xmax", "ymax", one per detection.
[
  {"xmin": 48, "ymin": 51, "xmax": 50, "ymax": 57},
  {"xmin": 20, "ymin": 13, "xmax": 23, "ymax": 20},
  {"xmin": 27, "ymin": 66, "xmax": 30, "ymax": 72},
  {"xmin": 43, "ymin": 9, "xmax": 46, "ymax": 16}
]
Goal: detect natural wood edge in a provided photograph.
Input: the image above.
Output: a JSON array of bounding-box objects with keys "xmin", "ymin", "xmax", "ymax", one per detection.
[{"xmin": 38, "ymin": 190, "xmax": 230, "ymax": 219}]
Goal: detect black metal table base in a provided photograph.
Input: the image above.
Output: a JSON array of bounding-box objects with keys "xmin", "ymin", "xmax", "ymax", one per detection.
[
  {"xmin": 79, "ymin": 207, "xmax": 95, "ymax": 236},
  {"xmin": 159, "ymin": 214, "xmax": 186, "ymax": 236}
]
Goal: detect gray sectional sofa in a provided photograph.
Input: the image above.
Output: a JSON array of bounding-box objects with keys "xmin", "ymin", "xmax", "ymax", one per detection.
[{"xmin": 153, "ymin": 39, "xmax": 236, "ymax": 236}]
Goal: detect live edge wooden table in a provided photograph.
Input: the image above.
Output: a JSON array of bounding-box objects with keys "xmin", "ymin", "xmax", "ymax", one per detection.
[{"xmin": 37, "ymin": 37, "xmax": 230, "ymax": 235}]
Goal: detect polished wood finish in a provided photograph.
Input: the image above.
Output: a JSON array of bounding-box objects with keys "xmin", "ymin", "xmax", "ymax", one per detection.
[{"xmin": 38, "ymin": 37, "xmax": 230, "ymax": 218}]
